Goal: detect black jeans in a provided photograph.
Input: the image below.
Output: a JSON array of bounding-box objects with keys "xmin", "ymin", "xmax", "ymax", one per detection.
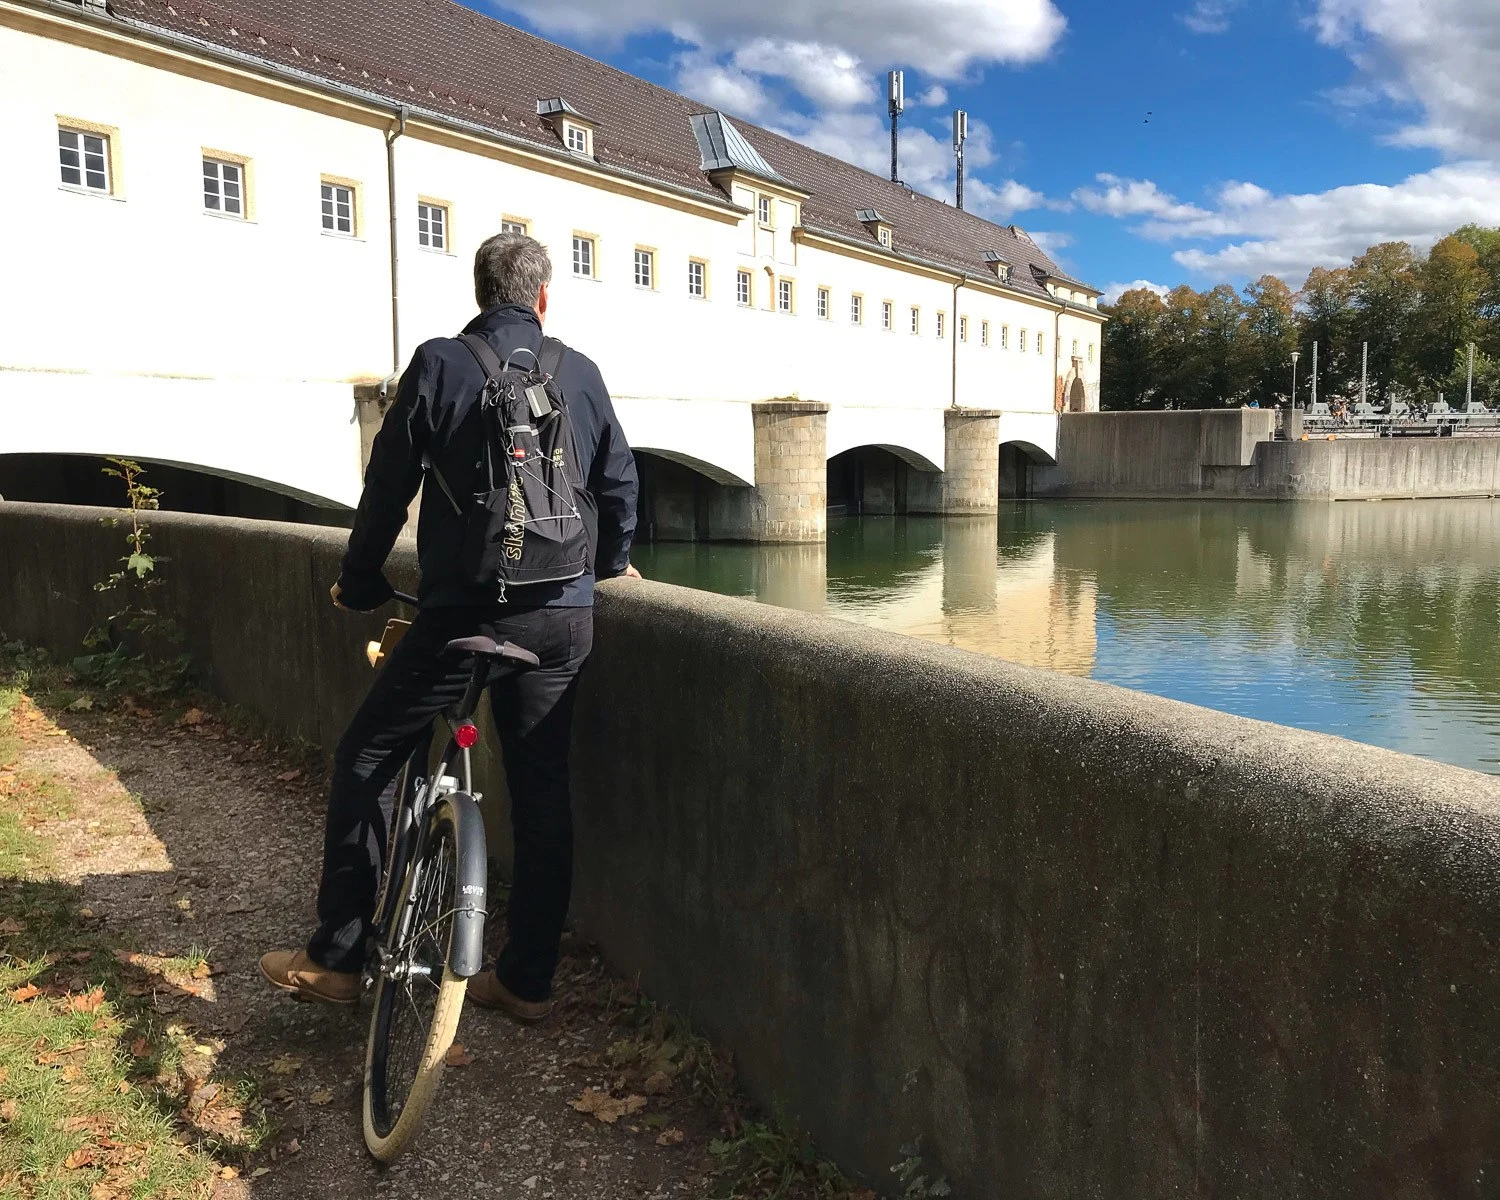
[{"xmin": 307, "ymin": 604, "xmax": 593, "ymax": 1002}]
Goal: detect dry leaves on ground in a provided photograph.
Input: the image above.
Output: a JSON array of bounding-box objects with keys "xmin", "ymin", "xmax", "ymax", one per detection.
[
  {"xmin": 655, "ymin": 1127, "xmax": 685, "ymax": 1147},
  {"xmin": 267, "ymin": 1055, "xmax": 302, "ymax": 1076},
  {"xmin": 8, "ymin": 984, "xmax": 41, "ymax": 1003},
  {"xmin": 444, "ymin": 1044, "xmax": 475, "ymax": 1067},
  {"xmin": 569, "ymin": 1088, "xmax": 647, "ymax": 1125}
]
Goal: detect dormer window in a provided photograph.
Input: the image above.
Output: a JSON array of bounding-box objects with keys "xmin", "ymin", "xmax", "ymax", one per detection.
[
  {"xmin": 537, "ymin": 98, "xmax": 597, "ymax": 160},
  {"xmin": 982, "ymin": 250, "xmax": 1011, "ymax": 283},
  {"xmin": 856, "ymin": 208, "xmax": 892, "ymax": 250}
]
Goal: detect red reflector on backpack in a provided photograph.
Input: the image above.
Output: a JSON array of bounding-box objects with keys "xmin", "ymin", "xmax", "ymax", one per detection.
[
  {"xmin": 455, "ymin": 722, "xmax": 479, "ymax": 749},
  {"xmin": 512, "ymin": 448, "xmax": 526, "ymax": 459}
]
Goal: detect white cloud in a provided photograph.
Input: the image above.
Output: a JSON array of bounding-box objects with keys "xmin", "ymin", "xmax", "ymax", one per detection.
[
  {"xmin": 1084, "ymin": 163, "xmax": 1500, "ymax": 280},
  {"xmin": 1180, "ymin": 0, "xmax": 1242, "ymax": 34},
  {"xmin": 1027, "ymin": 230, "xmax": 1074, "ymax": 255},
  {"xmin": 731, "ymin": 39, "xmax": 873, "ymax": 110},
  {"xmin": 1102, "ymin": 280, "xmax": 1171, "ymax": 303},
  {"xmin": 1313, "ymin": 0, "xmax": 1500, "ymax": 158},
  {"xmin": 503, "ymin": 0, "xmax": 1066, "ymax": 78},
  {"xmin": 915, "ymin": 85, "xmax": 949, "ymax": 107},
  {"xmin": 966, "ymin": 177, "xmax": 1049, "ymax": 218},
  {"xmin": 1072, "ymin": 174, "xmax": 1210, "ymax": 221},
  {"xmin": 675, "ymin": 53, "xmax": 770, "ymax": 118}
]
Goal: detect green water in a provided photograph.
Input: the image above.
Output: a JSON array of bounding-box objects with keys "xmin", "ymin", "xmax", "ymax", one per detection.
[{"xmin": 634, "ymin": 499, "xmax": 1500, "ymax": 776}]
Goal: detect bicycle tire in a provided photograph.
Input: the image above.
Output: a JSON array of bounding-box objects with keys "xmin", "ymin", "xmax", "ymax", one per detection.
[{"xmin": 362, "ymin": 796, "xmax": 470, "ymax": 1162}]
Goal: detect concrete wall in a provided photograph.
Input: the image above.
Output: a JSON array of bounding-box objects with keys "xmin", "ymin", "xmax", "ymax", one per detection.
[
  {"xmin": 1036, "ymin": 410, "xmax": 1500, "ymax": 500},
  {"xmin": 8, "ymin": 502, "xmax": 1500, "ymax": 1198}
]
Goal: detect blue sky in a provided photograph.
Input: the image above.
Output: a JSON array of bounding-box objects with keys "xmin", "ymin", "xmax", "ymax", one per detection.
[{"xmin": 475, "ymin": 0, "xmax": 1500, "ymax": 300}]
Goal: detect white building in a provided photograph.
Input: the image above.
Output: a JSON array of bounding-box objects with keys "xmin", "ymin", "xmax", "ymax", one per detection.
[{"xmin": 0, "ymin": 0, "xmax": 1105, "ymax": 540}]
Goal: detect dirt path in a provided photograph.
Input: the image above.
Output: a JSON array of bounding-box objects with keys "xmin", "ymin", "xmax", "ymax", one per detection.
[{"xmin": 0, "ymin": 654, "xmax": 873, "ymax": 1200}]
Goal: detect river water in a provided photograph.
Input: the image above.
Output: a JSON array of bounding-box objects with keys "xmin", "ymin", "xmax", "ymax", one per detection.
[{"xmin": 634, "ymin": 499, "xmax": 1500, "ymax": 776}]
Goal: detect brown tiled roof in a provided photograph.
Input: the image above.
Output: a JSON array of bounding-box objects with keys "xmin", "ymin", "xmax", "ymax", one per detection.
[{"xmin": 107, "ymin": 0, "xmax": 1092, "ymax": 301}]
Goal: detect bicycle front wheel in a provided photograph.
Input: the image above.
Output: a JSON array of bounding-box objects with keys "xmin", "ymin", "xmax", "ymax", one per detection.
[{"xmin": 362, "ymin": 796, "xmax": 469, "ymax": 1162}]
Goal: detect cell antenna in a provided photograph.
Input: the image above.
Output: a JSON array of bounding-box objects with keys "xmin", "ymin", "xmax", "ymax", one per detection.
[
  {"xmin": 888, "ymin": 70, "xmax": 904, "ymax": 183},
  {"xmin": 952, "ymin": 109, "xmax": 969, "ymax": 210}
]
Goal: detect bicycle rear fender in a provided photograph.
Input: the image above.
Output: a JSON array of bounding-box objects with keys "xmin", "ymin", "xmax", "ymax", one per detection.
[{"xmin": 435, "ymin": 794, "xmax": 488, "ymax": 978}]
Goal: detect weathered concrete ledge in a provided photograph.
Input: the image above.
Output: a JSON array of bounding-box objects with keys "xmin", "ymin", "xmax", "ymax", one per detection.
[
  {"xmin": 6, "ymin": 501, "xmax": 1500, "ymax": 1198},
  {"xmin": 1035, "ymin": 409, "xmax": 1500, "ymax": 500}
]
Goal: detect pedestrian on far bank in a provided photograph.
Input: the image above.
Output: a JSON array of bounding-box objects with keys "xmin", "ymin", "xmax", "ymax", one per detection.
[{"xmin": 260, "ymin": 230, "xmax": 639, "ymax": 1019}]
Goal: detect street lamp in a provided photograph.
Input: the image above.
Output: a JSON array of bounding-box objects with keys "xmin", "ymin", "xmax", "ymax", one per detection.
[{"xmin": 1290, "ymin": 350, "xmax": 1300, "ymax": 406}]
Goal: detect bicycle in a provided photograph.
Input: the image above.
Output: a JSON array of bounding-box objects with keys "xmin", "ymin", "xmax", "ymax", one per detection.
[{"xmin": 355, "ymin": 589, "xmax": 540, "ymax": 1162}]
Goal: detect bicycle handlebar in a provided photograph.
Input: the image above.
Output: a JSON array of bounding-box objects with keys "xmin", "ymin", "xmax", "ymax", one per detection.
[{"xmin": 391, "ymin": 589, "xmax": 419, "ymax": 607}]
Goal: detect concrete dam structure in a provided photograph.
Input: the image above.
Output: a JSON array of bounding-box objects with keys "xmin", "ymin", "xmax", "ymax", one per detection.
[
  {"xmin": 1032, "ymin": 409, "xmax": 1500, "ymax": 501},
  {"xmin": 6, "ymin": 501, "xmax": 1500, "ymax": 1198}
]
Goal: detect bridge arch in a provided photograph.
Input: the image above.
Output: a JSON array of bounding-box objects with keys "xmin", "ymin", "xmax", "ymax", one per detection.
[
  {"xmin": 998, "ymin": 439, "xmax": 1057, "ymax": 500},
  {"xmin": 827, "ymin": 443, "xmax": 943, "ymax": 516},
  {"xmin": 633, "ymin": 448, "xmax": 756, "ymax": 543}
]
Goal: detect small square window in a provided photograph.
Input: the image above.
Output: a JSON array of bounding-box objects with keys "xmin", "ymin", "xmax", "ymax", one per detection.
[
  {"xmin": 634, "ymin": 248, "xmax": 654, "ymax": 289},
  {"xmin": 572, "ymin": 235, "xmax": 595, "ymax": 278},
  {"xmin": 417, "ymin": 201, "xmax": 447, "ymax": 250},
  {"xmin": 850, "ymin": 294, "xmax": 863, "ymax": 325},
  {"xmin": 203, "ymin": 157, "xmax": 244, "ymax": 217},
  {"xmin": 910, "ymin": 307, "xmax": 920, "ymax": 336},
  {"xmin": 565, "ymin": 124, "xmax": 591, "ymax": 155},
  {"xmin": 817, "ymin": 287, "xmax": 829, "ymax": 320},
  {"xmin": 777, "ymin": 278, "xmax": 793, "ymax": 313},
  {"xmin": 758, "ymin": 195, "xmax": 772, "ymax": 226},
  {"xmin": 882, "ymin": 301, "xmax": 893, "ymax": 331},
  {"xmin": 1020, "ymin": 328, "xmax": 1028, "ymax": 352},
  {"xmin": 688, "ymin": 260, "xmax": 706, "ymax": 298},
  {"xmin": 959, "ymin": 316, "xmax": 968, "ymax": 343},
  {"xmin": 59, "ymin": 127, "xmax": 110, "ymax": 193},
  {"xmin": 321, "ymin": 181, "xmax": 355, "ymax": 235},
  {"xmin": 937, "ymin": 312, "xmax": 946, "ymax": 340},
  {"xmin": 736, "ymin": 269, "xmax": 752, "ymax": 307},
  {"xmin": 501, "ymin": 219, "xmax": 528, "ymax": 235}
]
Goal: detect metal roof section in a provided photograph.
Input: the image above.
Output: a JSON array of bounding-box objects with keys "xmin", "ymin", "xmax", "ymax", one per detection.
[
  {"xmin": 856, "ymin": 208, "xmax": 887, "ymax": 225},
  {"xmin": 690, "ymin": 112, "xmax": 789, "ymax": 185}
]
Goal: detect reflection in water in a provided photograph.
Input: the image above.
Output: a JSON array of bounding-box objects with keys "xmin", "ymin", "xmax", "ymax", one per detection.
[{"xmin": 634, "ymin": 499, "xmax": 1500, "ymax": 775}]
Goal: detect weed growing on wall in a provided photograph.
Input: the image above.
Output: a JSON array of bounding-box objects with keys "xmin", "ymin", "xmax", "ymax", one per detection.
[
  {"xmin": 73, "ymin": 458, "xmax": 189, "ymax": 694},
  {"xmin": 890, "ymin": 1139, "xmax": 951, "ymax": 1198}
]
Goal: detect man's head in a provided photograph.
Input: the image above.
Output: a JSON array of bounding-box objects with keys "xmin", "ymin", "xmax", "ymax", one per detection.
[{"xmin": 474, "ymin": 232, "xmax": 552, "ymax": 323}]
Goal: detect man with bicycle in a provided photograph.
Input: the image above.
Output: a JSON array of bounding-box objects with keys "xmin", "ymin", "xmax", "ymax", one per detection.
[{"xmin": 261, "ymin": 231, "xmax": 638, "ymax": 1020}]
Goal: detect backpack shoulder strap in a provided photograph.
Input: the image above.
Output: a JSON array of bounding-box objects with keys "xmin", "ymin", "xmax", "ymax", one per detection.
[
  {"xmin": 539, "ymin": 337, "xmax": 567, "ymax": 392},
  {"xmin": 457, "ymin": 332, "xmax": 505, "ymax": 383}
]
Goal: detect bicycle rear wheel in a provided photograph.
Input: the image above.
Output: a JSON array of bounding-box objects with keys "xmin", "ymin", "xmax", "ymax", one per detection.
[{"xmin": 362, "ymin": 797, "xmax": 469, "ymax": 1162}]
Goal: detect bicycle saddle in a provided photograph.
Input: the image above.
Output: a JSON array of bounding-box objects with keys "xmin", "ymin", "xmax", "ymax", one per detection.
[{"xmin": 443, "ymin": 636, "xmax": 540, "ymax": 668}]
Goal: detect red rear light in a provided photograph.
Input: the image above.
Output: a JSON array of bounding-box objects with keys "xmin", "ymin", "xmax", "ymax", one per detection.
[{"xmin": 455, "ymin": 722, "xmax": 479, "ymax": 749}]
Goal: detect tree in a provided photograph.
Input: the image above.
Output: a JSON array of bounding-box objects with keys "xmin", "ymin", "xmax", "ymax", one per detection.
[
  {"xmin": 1198, "ymin": 284, "xmax": 1250, "ymax": 407},
  {"xmin": 1241, "ymin": 275, "xmax": 1299, "ymax": 403},
  {"xmin": 1297, "ymin": 266, "xmax": 1356, "ymax": 401},
  {"xmin": 1100, "ymin": 288, "xmax": 1168, "ymax": 409},
  {"xmin": 1347, "ymin": 241, "xmax": 1420, "ymax": 404},
  {"xmin": 1409, "ymin": 235, "xmax": 1483, "ymax": 390}
]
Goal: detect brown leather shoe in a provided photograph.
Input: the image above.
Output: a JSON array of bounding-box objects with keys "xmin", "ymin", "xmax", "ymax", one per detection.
[
  {"xmin": 467, "ymin": 971, "xmax": 552, "ymax": 1023},
  {"xmin": 259, "ymin": 949, "xmax": 360, "ymax": 1006}
]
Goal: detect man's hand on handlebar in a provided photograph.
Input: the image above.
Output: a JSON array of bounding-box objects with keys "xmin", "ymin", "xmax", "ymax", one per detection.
[{"xmin": 330, "ymin": 570, "xmax": 395, "ymax": 612}]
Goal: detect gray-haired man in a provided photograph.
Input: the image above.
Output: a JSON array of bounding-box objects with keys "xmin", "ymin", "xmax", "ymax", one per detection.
[{"xmin": 260, "ymin": 232, "xmax": 638, "ymax": 1018}]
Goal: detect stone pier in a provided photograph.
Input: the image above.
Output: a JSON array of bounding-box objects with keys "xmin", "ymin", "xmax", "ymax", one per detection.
[
  {"xmin": 751, "ymin": 400, "xmax": 829, "ymax": 542},
  {"xmin": 941, "ymin": 407, "xmax": 1004, "ymax": 513}
]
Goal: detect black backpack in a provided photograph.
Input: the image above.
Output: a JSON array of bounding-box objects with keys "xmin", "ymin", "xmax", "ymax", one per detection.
[{"xmin": 426, "ymin": 334, "xmax": 597, "ymax": 597}]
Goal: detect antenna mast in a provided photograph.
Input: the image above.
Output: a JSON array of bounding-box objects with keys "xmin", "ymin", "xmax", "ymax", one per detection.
[
  {"xmin": 952, "ymin": 109, "xmax": 969, "ymax": 210},
  {"xmin": 888, "ymin": 70, "xmax": 904, "ymax": 183}
]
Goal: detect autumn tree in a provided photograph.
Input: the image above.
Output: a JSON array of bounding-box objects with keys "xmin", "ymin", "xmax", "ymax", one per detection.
[
  {"xmin": 1100, "ymin": 287, "xmax": 1169, "ymax": 409},
  {"xmin": 1241, "ymin": 275, "xmax": 1299, "ymax": 403},
  {"xmin": 1409, "ymin": 235, "xmax": 1484, "ymax": 390},
  {"xmin": 1347, "ymin": 241, "xmax": 1420, "ymax": 404}
]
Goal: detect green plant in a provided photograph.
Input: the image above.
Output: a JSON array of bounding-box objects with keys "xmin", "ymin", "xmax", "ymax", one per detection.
[
  {"xmin": 72, "ymin": 458, "xmax": 189, "ymax": 693},
  {"xmin": 890, "ymin": 1139, "xmax": 952, "ymax": 1198},
  {"xmin": 709, "ymin": 1109, "xmax": 868, "ymax": 1200}
]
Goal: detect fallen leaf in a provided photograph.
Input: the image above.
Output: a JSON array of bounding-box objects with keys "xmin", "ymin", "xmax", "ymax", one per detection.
[
  {"xmin": 67, "ymin": 696, "xmax": 94, "ymax": 712},
  {"xmin": 656, "ymin": 1127, "xmax": 685, "ymax": 1146},
  {"xmin": 129, "ymin": 1038, "xmax": 151, "ymax": 1058},
  {"xmin": 275, "ymin": 769, "xmax": 302, "ymax": 783},
  {"xmin": 444, "ymin": 1044, "xmax": 474, "ymax": 1068},
  {"xmin": 91, "ymin": 1184, "xmax": 118, "ymax": 1200},
  {"xmin": 8, "ymin": 984, "xmax": 40, "ymax": 1003},
  {"xmin": 643, "ymin": 1070, "xmax": 672, "ymax": 1096},
  {"xmin": 190, "ymin": 962, "xmax": 212, "ymax": 979},
  {"xmin": 0, "ymin": 1100, "xmax": 17, "ymax": 1121},
  {"xmin": 308, "ymin": 1088, "xmax": 334, "ymax": 1106},
  {"xmin": 67, "ymin": 988, "xmax": 106, "ymax": 1014},
  {"xmin": 117, "ymin": 1080, "xmax": 130, "ymax": 1094},
  {"xmin": 61, "ymin": 1064, "xmax": 83, "ymax": 1083},
  {"xmin": 268, "ymin": 1054, "xmax": 303, "ymax": 1076},
  {"xmin": 177, "ymin": 709, "xmax": 206, "ymax": 727},
  {"xmin": 64, "ymin": 1148, "xmax": 96, "ymax": 1169},
  {"xmin": 219, "ymin": 1166, "xmax": 239, "ymax": 1180},
  {"xmin": 250, "ymin": 1168, "xmax": 270, "ymax": 1179},
  {"xmin": 0, "ymin": 918, "xmax": 25, "ymax": 935},
  {"xmin": 286, "ymin": 1138, "xmax": 302, "ymax": 1154},
  {"xmin": 568, "ymin": 1088, "xmax": 647, "ymax": 1125}
]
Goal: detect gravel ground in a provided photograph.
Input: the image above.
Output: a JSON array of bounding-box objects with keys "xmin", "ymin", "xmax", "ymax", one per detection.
[{"xmin": 30, "ymin": 694, "xmax": 743, "ymax": 1199}]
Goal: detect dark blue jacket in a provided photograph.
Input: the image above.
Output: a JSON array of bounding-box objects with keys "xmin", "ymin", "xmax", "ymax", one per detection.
[{"xmin": 342, "ymin": 304, "xmax": 638, "ymax": 608}]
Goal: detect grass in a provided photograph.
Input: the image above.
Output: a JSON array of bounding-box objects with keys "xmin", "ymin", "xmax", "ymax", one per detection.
[{"xmin": 0, "ymin": 646, "xmax": 265, "ymax": 1199}]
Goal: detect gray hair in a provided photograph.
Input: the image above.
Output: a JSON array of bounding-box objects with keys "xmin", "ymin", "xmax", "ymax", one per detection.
[{"xmin": 474, "ymin": 231, "xmax": 552, "ymax": 311}]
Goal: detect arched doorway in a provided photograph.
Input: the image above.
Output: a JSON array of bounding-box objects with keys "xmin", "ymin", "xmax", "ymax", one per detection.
[{"xmin": 1068, "ymin": 377, "xmax": 1088, "ymax": 412}]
